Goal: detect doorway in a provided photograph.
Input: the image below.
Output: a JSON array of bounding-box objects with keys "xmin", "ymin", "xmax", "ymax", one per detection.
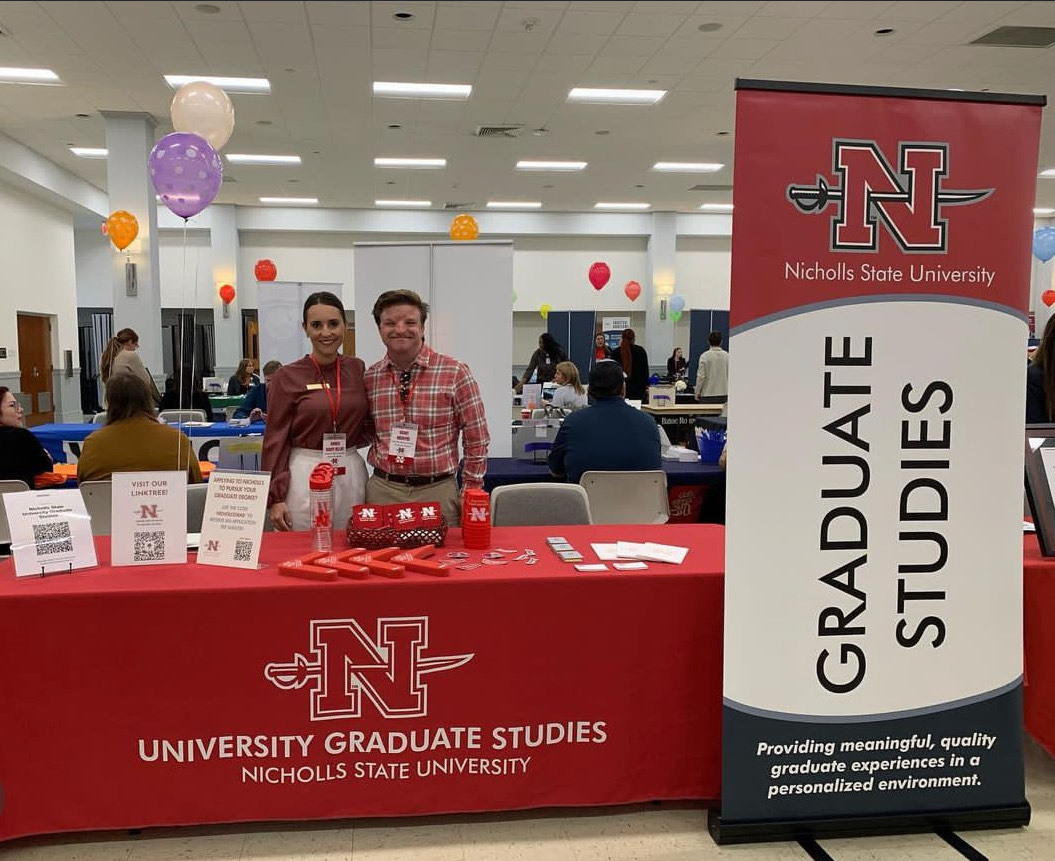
[{"xmin": 17, "ymin": 313, "xmax": 55, "ymax": 427}]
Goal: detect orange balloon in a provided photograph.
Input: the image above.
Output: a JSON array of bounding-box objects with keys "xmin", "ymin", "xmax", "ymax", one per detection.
[
  {"xmin": 106, "ymin": 210, "xmax": 139, "ymax": 251},
  {"xmin": 449, "ymin": 214, "xmax": 479, "ymax": 241}
]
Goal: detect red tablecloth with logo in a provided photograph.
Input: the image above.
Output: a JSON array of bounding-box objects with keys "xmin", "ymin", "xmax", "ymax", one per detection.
[{"xmin": 0, "ymin": 524, "xmax": 724, "ymax": 842}]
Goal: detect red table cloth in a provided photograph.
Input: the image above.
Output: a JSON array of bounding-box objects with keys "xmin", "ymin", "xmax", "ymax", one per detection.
[
  {"xmin": 1025, "ymin": 535, "xmax": 1055, "ymax": 756},
  {"xmin": 0, "ymin": 524, "xmax": 724, "ymax": 841}
]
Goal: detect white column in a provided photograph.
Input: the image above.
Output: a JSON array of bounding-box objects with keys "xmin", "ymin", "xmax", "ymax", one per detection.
[
  {"xmin": 210, "ymin": 204, "xmax": 242, "ymax": 376},
  {"xmin": 103, "ymin": 112, "xmax": 162, "ymax": 379},
  {"xmin": 646, "ymin": 211, "xmax": 677, "ymax": 372}
]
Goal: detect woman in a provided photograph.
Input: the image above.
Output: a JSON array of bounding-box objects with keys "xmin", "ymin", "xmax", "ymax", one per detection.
[
  {"xmin": 593, "ymin": 333, "xmax": 614, "ymax": 364},
  {"xmin": 226, "ymin": 358, "xmax": 260, "ymax": 396},
  {"xmin": 667, "ymin": 347, "xmax": 688, "ymax": 382},
  {"xmin": 616, "ymin": 328, "xmax": 650, "ymax": 402},
  {"xmin": 99, "ymin": 328, "xmax": 158, "ymax": 401},
  {"xmin": 159, "ymin": 365, "xmax": 213, "ymax": 417},
  {"xmin": 1028, "ymin": 315, "xmax": 1055, "ymax": 423},
  {"xmin": 77, "ymin": 375, "xmax": 203, "ymax": 483},
  {"xmin": 519, "ymin": 333, "xmax": 567, "ymax": 390},
  {"xmin": 550, "ymin": 361, "xmax": 588, "ymax": 412},
  {"xmin": 263, "ymin": 291, "xmax": 370, "ymax": 532},
  {"xmin": 0, "ymin": 387, "xmax": 53, "ymax": 489}
]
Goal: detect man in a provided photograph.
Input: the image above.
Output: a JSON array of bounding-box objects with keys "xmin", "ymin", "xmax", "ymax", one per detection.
[
  {"xmin": 364, "ymin": 289, "xmax": 489, "ymax": 526},
  {"xmin": 694, "ymin": 331, "xmax": 729, "ymax": 400},
  {"xmin": 548, "ymin": 360, "xmax": 661, "ymax": 484},
  {"xmin": 233, "ymin": 359, "xmax": 281, "ymax": 421}
]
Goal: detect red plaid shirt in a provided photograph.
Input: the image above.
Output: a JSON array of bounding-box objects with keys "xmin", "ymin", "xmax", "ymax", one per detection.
[{"xmin": 364, "ymin": 344, "xmax": 490, "ymax": 488}]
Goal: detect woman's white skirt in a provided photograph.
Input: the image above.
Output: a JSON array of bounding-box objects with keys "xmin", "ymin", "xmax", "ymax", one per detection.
[{"xmin": 285, "ymin": 446, "xmax": 367, "ymax": 532}]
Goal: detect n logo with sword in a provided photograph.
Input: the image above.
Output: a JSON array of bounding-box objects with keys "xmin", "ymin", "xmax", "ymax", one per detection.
[
  {"xmin": 265, "ymin": 617, "xmax": 474, "ymax": 720},
  {"xmin": 787, "ymin": 140, "xmax": 992, "ymax": 253}
]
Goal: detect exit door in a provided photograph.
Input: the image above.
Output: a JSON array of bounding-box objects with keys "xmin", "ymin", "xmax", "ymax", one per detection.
[{"xmin": 17, "ymin": 313, "xmax": 54, "ymax": 427}]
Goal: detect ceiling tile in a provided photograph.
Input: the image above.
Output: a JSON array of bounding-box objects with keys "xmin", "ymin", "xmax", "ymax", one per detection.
[
  {"xmin": 429, "ymin": 28, "xmax": 493, "ymax": 52},
  {"xmin": 615, "ymin": 13, "xmax": 688, "ymax": 38},
  {"xmin": 435, "ymin": 4, "xmax": 501, "ymax": 31},
  {"xmin": 557, "ymin": 10, "xmax": 628, "ymax": 35}
]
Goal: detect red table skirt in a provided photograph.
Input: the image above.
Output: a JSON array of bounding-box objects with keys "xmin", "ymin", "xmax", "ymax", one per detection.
[{"xmin": 0, "ymin": 524, "xmax": 724, "ymax": 842}]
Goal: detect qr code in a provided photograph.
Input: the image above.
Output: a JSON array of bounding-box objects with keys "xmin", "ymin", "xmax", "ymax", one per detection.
[
  {"xmin": 234, "ymin": 538, "xmax": 254, "ymax": 562},
  {"xmin": 32, "ymin": 522, "xmax": 73, "ymax": 555},
  {"xmin": 133, "ymin": 531, "xmax": 166, "ymax": 562}
]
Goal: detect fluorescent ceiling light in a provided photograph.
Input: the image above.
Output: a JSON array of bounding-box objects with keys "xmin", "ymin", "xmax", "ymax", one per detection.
[
  {"xmin": 259, "ymin": 197, "xmax": 318, "ymax": 205},
  {"xmin": 164, "ymin": 75, "xmax": 271, "ymax": 94},
  {"xmin": 700, "ymin": 203, "xmax": 734, "ymax": 212},
  {"xmin": 1035, "ymin": 208, "xmax": 1055, "ymax": 216},
  {"xmin": 516, "ymin": 160, "xmax": 587, "ymax": 172},
  {"xmin": 0, "ymin": 67, "xmax": 61, "ymax": 84},
  {"xmin": 373, "ymin": 81, "xmax": 471, "ymax": 100},
  {"xmin": 1042, "ymin": 169, "xmax": 1055, "ymax": 178},
  {"xmin": 376, "ymin": 199, "xmax": 432, "ymax": 207},
  {"xmin": 226, "ymin": 153, "xmax": 301, "ymax": 165},
  {"xmin": 374, "ymin": 157, "xmax": 446, "ymax": 169},
  {"xmin": 70, "ymin": 147, "xmax": 108, "ymax": 158},
  {"xmin": 568, "ymin": 87, "xmax": 665, "ymax": 105},
  {"xmin": 486, "ymin": 201, "xmax": 542, "ymax": 209},
  {"xmin": 653, "ymin": 162, "xmax": 724, "ymax": 173},
  {"xmin": 595, "ymin": 202, "xmax": 651, "ymax": 210}
]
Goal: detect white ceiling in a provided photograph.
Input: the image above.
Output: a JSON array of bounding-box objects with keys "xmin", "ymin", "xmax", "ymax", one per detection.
[{"xmin": 3, "ymin": 1, "xmax": 1055, "ymax": 212}]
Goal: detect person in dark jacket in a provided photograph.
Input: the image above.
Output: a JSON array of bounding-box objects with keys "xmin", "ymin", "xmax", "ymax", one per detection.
[
  {"xmin": 615, "ymin": 328, "xmax": 650, "ymax": 401},
  {"xmin": 159, "ymin": 365, "xmax": 213, "ymax": 417},
  {"xmin": 1028, "ymin": 315, "xmax": 1055, "ymax": 423},
  {"xmin": 518, "ymin": 333, "xmax": 567, "ymax": 391},
  {"xmin": 0, "ymin": 386, "xmax": 52, "ymax": 489},
  {"xmin": 233, "ymin": 360, "xmax": 281, "ymax": 421}
]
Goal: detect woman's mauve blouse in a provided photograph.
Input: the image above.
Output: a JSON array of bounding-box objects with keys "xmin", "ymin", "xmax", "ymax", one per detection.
[{"xmin": 261, "ymin": 354, "xmax": 369, "ymax": 506}]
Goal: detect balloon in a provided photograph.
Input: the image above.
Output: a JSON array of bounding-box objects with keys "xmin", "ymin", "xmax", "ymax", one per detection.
[
  {"xmin": 540, "ymin": 303, "xmax": 552, "ymax": 320},
  {"xmin": 449, "ymin": 214, "xmax": 479, "ymax": 240},
  {"xmin": 106, "ymin": 210, "xmax": 139, "ymax": 251},
  {"xmin": 100, "ymin": 222, "xmax": 108, "ymax": 235},
  {"xmin": 589, "ymin": 261, "xmax": 611, "ymax": 290},
  {"xmin": 1034, "ymin": 227, "xmax": 1055, "ymax": 262},
  {"xmin": 254, "ymin": 259, "xmax": 277, "ymax": 281},
  {"xmin": 670, "ymin": 310, "xmax": 683, "ymax": 323},
  {"xmin": 670, "ymin": 294, "xmax": 686, "ymax": 312},
  {"xmin": 624, "ymin": 280, "xmax": 641, "ymax": 302},
  {"xmin": 171, "ymin": 80, "xmax": 235, "ymax": 151},
  {"xmin": 1044, "ymin": 290, "xmax": 1055, "ymax": 307},
  {"xmin": 148, "ymin": 132, "xmax": 223, "ymax": 220},
  {"xmin": 219, "ymin": 283, "xmax": 236, "ymax": 305}
]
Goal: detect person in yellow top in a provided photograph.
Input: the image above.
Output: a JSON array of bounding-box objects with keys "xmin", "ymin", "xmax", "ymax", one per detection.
[{"xmin": 77, "ymin": 375, "xmax": 203, "ymax": 484}]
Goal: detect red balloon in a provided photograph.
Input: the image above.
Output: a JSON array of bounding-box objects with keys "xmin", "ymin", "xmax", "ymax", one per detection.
[
  {"xmin": 624, "ymin": 280, "xmax": 641, "ymax": 302},
  {"xmin": 254, "ymin": 258, "xmax": 277, "ymax": 281},
  {"xmin": 589, "ymin": 261, "xmax": 611, "ymax": 290},
  {"xmin": 1044, "ymin": 289, "xmax": 1055, "ymax": 307},
  {"xmin": 219, "ymin": 283, "xmax": 236, "ymax": 305}
]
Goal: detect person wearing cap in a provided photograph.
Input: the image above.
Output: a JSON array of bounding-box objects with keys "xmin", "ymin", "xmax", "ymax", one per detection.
[
  {"xmin": 363, "ymin": 289, "xmax": 489, "ymax": 526},
  {"xmin": 548, "ymin": 359, "xmax": 661, "ymax": 484}
]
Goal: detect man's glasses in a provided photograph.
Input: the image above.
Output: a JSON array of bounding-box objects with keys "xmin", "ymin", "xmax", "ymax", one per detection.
[{"xmin": 399, "ymin": 369, "xmax": 412, "ymax": 404}]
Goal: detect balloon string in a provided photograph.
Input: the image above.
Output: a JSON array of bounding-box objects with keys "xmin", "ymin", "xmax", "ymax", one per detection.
[{"xmin": 176, "ymin": 219, "xmax": 189, "ymax": 473}]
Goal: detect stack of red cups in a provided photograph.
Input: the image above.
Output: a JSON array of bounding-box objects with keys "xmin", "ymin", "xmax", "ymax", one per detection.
[{"xmin": 461, "ymin": 488, "xmax": 492, "ymax": 549}]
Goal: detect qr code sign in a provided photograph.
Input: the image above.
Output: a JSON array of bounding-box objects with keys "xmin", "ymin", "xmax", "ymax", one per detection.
[
  {"xmin": 133, "ymin": 531, "xmax": 166, "ymax": 562},
  {"xmin": 234, "ymin": 538, "xmax": 254, "ymax": 562},
  {"xmin": 32, "ymin": 522, "xmax": 73, "ymax": 555}
]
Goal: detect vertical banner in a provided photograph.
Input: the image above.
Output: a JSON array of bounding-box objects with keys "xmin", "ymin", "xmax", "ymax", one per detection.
[{"xmin": 713, "ymin": 80, "xmax": 1044, "ymax": 843}]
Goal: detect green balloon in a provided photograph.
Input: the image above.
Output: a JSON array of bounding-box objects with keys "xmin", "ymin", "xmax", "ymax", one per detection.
[{"xmin": 670, "ymin": 310, "xmax": 683, "ymax": 323}]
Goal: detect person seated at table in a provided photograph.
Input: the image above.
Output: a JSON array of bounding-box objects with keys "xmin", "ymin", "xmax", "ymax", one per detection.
[
  {"xmin": 667, "ymin": 347, "xmax": 688, "ymax": 382},
  {"xmin": 548, "ymin": 360, "xmax": 661, "ymax": 484},
  {"xmin": 226, "ymin": 358, "xmax": 260, "ymax": 396},
  {"xmin": 233, "ymin": 360, "xmax": 281, "ymax": 421},
  {"xmin": 0, "ymin": 386, "xmax": 53, "ymax": 489},
  {"xmin": 159, "ymin": 365, "xmax": 213, "ymax": 418},
  {"xmin": 78, "ymin": 376, "xmax": 203, "ymax": 484},
  {"xmin": 549, "ymin": 361, "xmax": 588, "ymax": 412}
]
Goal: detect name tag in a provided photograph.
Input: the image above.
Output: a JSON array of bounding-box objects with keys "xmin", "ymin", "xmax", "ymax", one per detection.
[
  {"xmin": 306, "ymin": 382, "xmax": 326, "ymax": 390},
  {"xmin": 388, "ymin": 421, "xmax": 418, "ymax": 466},
  {"xmin": 323, "ymin": 433, "xmax": 346, "ymax": 476}
]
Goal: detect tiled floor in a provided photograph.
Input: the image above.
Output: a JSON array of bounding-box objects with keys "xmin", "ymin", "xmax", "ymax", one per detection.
[{"xmin": 3, "ymin": 736, "xmax": 1054, "ymax": 860}]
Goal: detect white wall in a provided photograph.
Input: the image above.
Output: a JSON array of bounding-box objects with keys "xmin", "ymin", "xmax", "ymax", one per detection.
[
  {"xmin": 675, "ymin": 236, "xmax": 733, "ymax": 310},
  {"xmin": 237, "ymin": 232, "xmax": 354, "ymax": 310},
  {"xmin": 74, "ymin": 227, "xmax": 113, "ymax": 308},
  {"xmin": 159, "ymin": 232, "xmax": 213, "ymax": 309}
]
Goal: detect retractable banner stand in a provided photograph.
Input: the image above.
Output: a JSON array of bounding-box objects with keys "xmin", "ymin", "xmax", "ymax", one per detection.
[{"xmin": 713, "ymin": 80, "xmax": 1045, "ymax": 844}]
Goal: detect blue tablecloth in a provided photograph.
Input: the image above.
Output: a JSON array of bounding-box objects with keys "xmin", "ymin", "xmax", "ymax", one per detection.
[
  {"xmin": 483, "ymin": 456, "xmax": 724, "ymax": 492},
  {"xmin": 30, "ymin": 422, "xmax": 266, "ymax": 464}
]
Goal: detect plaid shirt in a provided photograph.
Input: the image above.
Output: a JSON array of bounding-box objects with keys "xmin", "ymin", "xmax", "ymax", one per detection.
[{"xmin": 364, "ymin": 343, "xmax": 490, "ymax": 488}]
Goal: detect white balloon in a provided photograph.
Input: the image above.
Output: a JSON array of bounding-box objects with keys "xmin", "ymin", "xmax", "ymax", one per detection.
[{"xmin": 171, "ymin": 81, "xmax": 235, "ymax": 151}]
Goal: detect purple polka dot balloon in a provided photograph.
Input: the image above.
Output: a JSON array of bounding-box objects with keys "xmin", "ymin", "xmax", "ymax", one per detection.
[{"xmin": 148, "ymin": 131, "xmax": 223, "ymax": 219}]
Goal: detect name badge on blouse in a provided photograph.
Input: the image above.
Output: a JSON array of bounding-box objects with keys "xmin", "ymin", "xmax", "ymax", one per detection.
[
  {"xmin": 306, "ymin": 382, "xmax": 326, "ymax": 390},
  {"xmin": 322, "ymin": 433, "xmax": 346, "ymax": 476},
  {"xmin": 387, "ymin": 421, "xmax": 418, "ymax": 466}
]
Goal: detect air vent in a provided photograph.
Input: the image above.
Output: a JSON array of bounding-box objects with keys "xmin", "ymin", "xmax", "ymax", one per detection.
[
  {"xmin": 474, "ymin": 125, "xmax": 524, "ymax": 138},
  {"xmin": 971, "ymin": 26, "xmax": 1055, "ymax": 48},
  {"xmin": 688, "ymin": 184, "xmax": 733, "ymax": 192},
  {"xmin": 444, "ymin": 201, "xmax": 477, "ymax": 210}
]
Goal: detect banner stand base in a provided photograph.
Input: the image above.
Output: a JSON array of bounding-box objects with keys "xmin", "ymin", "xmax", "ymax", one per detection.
[{"xmin": 707, "ymin": 802, "xmax": 1031, "ymax": 845}]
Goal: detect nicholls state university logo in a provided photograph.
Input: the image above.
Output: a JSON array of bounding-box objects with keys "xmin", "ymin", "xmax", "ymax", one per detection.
[
  {"xmin": 787, "ymin": 140, "xmax": 992, "ymax": 253},
  {"xmin": 264, "ymin": 617, "xmax": 473, "ymax": 721}
]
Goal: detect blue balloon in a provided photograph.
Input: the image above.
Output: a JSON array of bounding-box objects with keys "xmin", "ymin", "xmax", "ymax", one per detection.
[
  {"xmin": 670, "ymin": 294, "xmax": 686, "ymax": 312},
  {"xmin": 1034, "ymin": 227, "xmax": 1055, "ymax": 263}
]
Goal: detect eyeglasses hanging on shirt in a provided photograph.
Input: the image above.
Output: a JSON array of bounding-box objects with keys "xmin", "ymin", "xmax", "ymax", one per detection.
[{"xmin": 399, "ymin": 369, "xmax": 413, "ymax": 404}]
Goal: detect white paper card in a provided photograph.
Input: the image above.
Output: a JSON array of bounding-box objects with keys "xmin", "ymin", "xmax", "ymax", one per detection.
[
  {"xmin": 110, "ymin": 472, "xmax": 188, "ymax": 566},
  {"xmin": 4, "ymin": 489, "xmax": 97, "ymax": 577},
  {"xmin": 616, "ymin": 541, "xmax": 648, "ymax": 559},
  {"xmin": 613, "ymin": 561, "xmax": 649, "ymax": 571},
  {"xmin": 591, "ymin": 543, "xmax": 634, "ymax": 561},
  {"xmin": 196, "ymin": 470, "xmax": 271, "ymax": 569},
  {"xmin": 575, "ymin": 563, "xmax": 609, "ymax": 572},
  {"xmin": 635, "ymin": 542, "xmax": 689, "ymax": 564}
]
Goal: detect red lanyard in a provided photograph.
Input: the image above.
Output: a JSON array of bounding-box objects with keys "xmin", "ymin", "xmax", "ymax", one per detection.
[
  {"xmin": 311, "ymin": 355, "xmax": 342, "ymax": 432},
  {"xmin": 391, "ymin": 366, "xmax": 418, "ymax": 421}
]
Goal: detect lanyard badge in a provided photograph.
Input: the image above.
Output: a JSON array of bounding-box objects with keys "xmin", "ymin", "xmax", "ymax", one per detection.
[{"xmin": 388, "ymin": 366, "xmax": 418, "ymax": 466}]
